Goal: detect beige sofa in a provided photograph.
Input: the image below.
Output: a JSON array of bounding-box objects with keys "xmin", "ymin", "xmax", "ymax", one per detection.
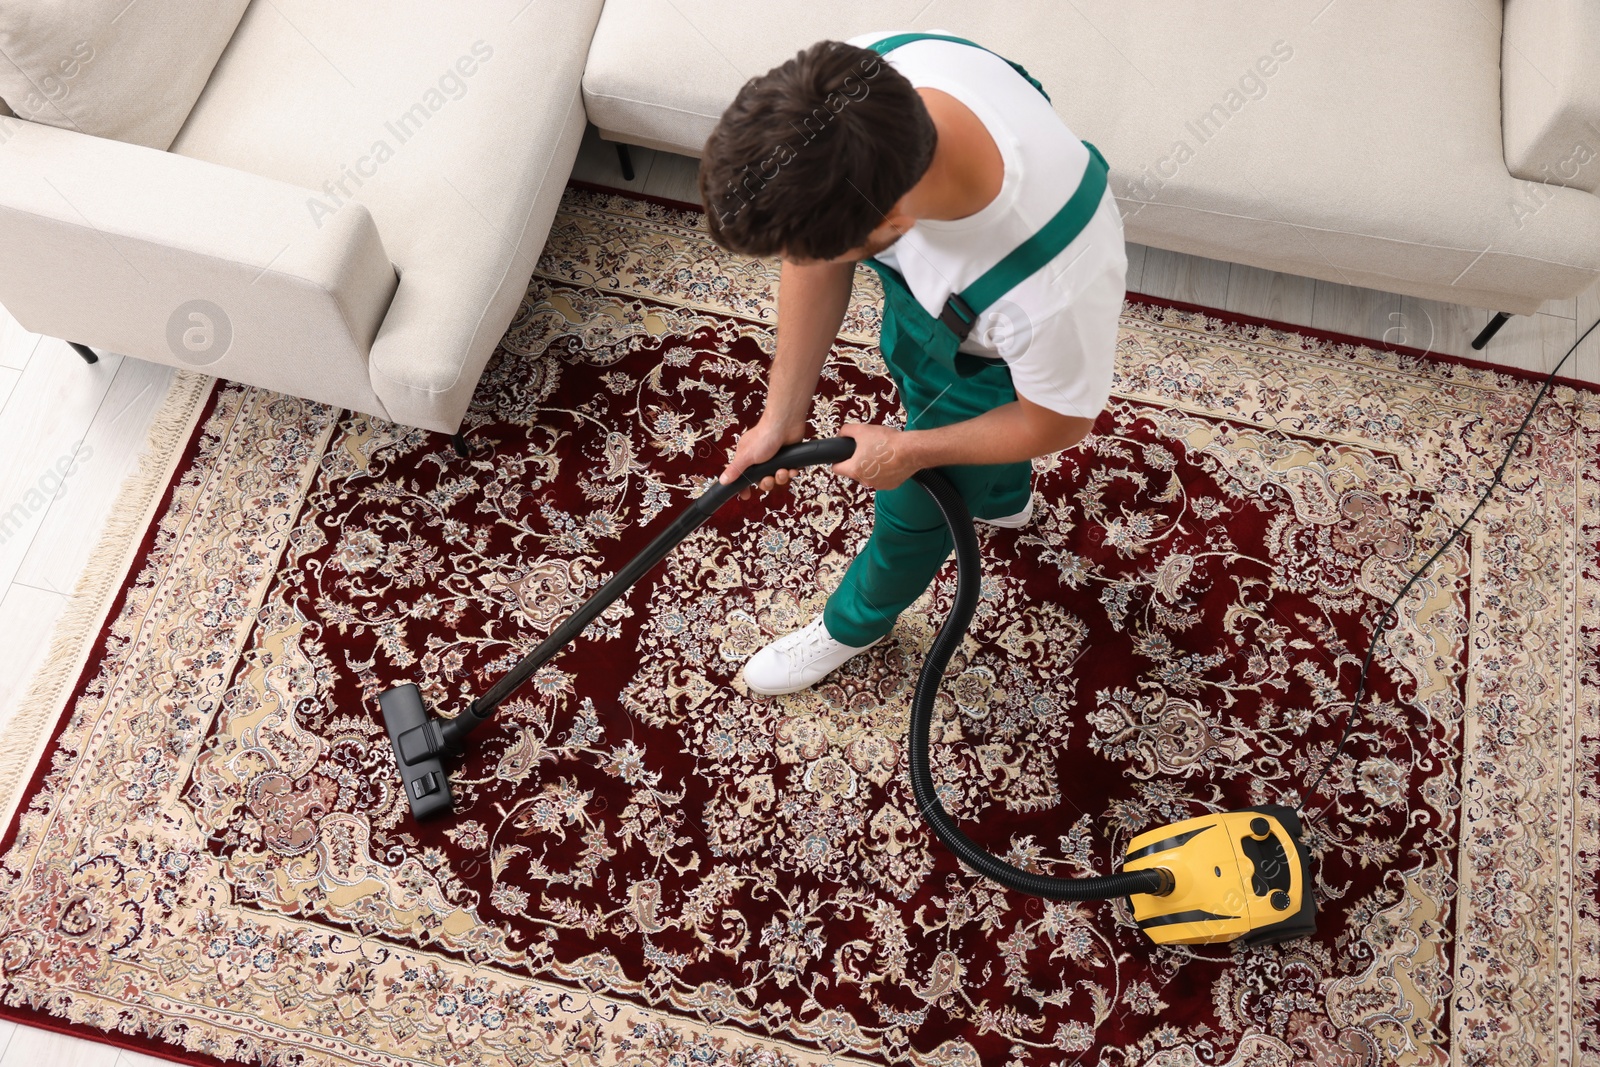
[
  {"xmin": 584, "ymin": 0, "xmax": 1600, "ymax": 323},
  {"xmin": 0, "ymin": 0, "xmax": 604, "ymax": 435},
  {"xmin": 2, "ymin": 1, "xmax": 1598, "ymax": 436}
]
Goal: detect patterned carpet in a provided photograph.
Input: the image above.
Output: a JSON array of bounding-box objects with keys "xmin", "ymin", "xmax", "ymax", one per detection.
[{"xmin": 1, "ymin": 187, "xmax": 1597, "ymax": 1067}]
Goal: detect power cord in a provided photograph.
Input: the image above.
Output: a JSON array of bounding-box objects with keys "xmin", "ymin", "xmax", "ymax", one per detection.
[{"xmin": 1298, "ymin": 313, "xmax": 1600, "ymax": 811}]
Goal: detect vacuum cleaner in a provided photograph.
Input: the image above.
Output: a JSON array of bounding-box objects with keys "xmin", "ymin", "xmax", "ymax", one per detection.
[{"xmin": 380, "ymin": 438, "xmax": 1316, "ymax": 948}]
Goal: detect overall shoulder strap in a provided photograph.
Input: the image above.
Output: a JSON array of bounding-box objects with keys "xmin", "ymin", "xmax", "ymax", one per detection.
[
  {"xmin": 935, "ymin": 142, "xmax": 1111, "ymax": 341},
  {"xmin": 963, "ymin": 143, "xmax": 1109, "ymax": 315},
  {"xmin": 867, "ymin": 32, "xmax": 1050, "ymax": 101},
  {"xmin": 867, "ymin": 34, "xmax": 1109, "ymax": 343}
]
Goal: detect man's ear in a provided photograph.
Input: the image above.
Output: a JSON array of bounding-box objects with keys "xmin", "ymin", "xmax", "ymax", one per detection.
[{"xmin": 877, "ymin": 203, "xmax": 916, "ymax": 241}]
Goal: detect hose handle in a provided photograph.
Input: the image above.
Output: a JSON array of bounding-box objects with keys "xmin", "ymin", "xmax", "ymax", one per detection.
[
  {"xmin": 734, "ymin": 437, "xmax": 857, "ymax": 489},
  {"xmin": 693, "ymin": 437, "xmax": 858, "ymax": 517}
]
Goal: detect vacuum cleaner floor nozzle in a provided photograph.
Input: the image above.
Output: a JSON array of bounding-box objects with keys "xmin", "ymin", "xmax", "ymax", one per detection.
[{"xmin": 381, "ymin": 683, "xmax": 454, "ymax": 821}]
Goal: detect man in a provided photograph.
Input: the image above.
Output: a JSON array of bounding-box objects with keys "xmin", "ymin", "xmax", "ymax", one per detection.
[{"xmin": 699, "ymin": 33, "xmax": 1127, "ymax": 695}]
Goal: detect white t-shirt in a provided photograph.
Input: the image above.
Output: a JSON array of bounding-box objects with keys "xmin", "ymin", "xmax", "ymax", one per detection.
[{"xmin": 849, "ymin": 31, "xmax": 1126, "ymax": 421}]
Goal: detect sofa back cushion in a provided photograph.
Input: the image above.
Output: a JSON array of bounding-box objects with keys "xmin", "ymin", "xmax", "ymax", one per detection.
[
  {"xmin": 1502, "ymin": 0, "xmax": 1600, "ymax": 194},
  {"xmin": 0, "ymin": 0, "xmax": 250, "ymax": 150}
]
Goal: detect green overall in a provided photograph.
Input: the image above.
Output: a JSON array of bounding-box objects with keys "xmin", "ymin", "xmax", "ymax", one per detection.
[{"xmin": 821, "ymin": 33, "xmax": 1111, "ymax": 647}]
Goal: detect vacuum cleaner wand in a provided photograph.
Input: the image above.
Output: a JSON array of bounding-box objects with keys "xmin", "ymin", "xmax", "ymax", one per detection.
[{"xmin": 381, "ymin": 438, "xmax": 858, "ymax": 818}]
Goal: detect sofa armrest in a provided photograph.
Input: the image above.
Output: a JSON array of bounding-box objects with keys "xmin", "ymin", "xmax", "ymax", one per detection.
[
  {"xmin": 0, "ymin": 119, "xmax": 398, "ymax": 415},
  {"xmin": 1503, "ymin": 0, "xmax": 1600, "ymax": 194}
]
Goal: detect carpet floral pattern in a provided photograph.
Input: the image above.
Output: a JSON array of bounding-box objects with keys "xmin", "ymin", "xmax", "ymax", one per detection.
[{"xmin": 1, "ymin": 188, "xmax": 1597, "ymax": 1067}]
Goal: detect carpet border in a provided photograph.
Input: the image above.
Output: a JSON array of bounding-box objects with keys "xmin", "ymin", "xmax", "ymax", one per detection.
[
  {"xmin": 1123, "ymin": 290, "xmax": 1598, "ymax": 392},
  {"xmin": 0, "ymin": 368, "xmax": 220, "ymax": 1067},
  {"xmin": 574, "ymin": 180, "xmax": 1597, "ymax": 393},
  {"xmin": 0, "ymin": 1002, "xmax": 204, "ymax": 1067},
  {"xmin": 567, "ymin": 177, "xmax": 703, "ymax": 215},
  {"xmin": 0, "ymin": 371, "xmax": 215, "ymax": 837}
]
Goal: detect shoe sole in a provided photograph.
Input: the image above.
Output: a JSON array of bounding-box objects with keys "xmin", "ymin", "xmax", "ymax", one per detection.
[{"xmin": 743, "ymin": 676, "xmax": 813, "ymax": 697}]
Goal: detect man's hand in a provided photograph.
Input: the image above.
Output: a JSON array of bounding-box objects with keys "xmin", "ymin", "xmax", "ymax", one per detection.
[
  {"xmin": 842, "ymin": 398, "xmax": 1094, "ymax": 480},
  {"xmin": 834, "ymin": 423, "xmax": 919, "ymax": 491},
  {"xmin": 719, "ymin": 417, "xmax": 807, "ymax": 500}
]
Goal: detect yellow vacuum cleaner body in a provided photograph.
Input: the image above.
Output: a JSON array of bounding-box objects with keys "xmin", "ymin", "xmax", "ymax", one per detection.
[{"xmin": 1121, "ymin": 804, "xmax": 1316, "ymax": 946}]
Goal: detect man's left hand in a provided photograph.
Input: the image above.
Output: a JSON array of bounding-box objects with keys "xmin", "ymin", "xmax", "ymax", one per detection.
[{"xmin": 834, "ymin": 423, "xmax": 918, "ymax": 491}]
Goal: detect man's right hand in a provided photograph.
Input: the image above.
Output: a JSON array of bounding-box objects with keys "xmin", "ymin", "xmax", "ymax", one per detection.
[{"xmin": 719, "ymin": 418, "xmax": 807, "ymax": 501}]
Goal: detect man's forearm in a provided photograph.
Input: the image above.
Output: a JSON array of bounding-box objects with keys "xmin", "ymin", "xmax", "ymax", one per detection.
[
  {"xmin": 761, "ymin": 259, "xmax": 856, "ymax": 430},
  {"xmin": 900, "ymin": 399, "xmax": 1094, "ymax": 469}
]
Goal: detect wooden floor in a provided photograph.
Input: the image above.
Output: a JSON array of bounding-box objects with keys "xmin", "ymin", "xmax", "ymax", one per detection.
[
  {"xmin": 0, "ymin": 1024, "xmax": 175, "ymax": 1067},
  {"xmin": 0, "ymin": 124, "xmax": 1595, "ymax": 1064}
]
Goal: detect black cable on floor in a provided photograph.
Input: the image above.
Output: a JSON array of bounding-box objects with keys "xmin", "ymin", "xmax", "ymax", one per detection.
[{"xmin": 1298, "ymin": 314, "xmax": 1600, "ymax": 812}]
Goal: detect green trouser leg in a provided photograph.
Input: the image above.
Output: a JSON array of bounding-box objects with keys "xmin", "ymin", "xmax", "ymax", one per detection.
[
  {"xmin": 822, "ymin": 351, "xmax": 1031, "ymax": 649},
  {"xmin": 822, "ymin": 458, "xmax": 1031, "ymax": 647}
]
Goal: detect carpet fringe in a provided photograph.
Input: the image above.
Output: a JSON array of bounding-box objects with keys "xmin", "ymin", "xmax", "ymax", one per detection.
[{"xmin": 0, "ymin": 371, "xmax": 213, "ymax": 832}]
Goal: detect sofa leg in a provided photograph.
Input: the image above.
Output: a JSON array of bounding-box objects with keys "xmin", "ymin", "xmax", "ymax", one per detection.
[
  {"xmin": 68, "ymin": 341, "xmax": 99, "ymax": 364},
  {"xmin": 452, "ymin": 432, "xmax": 471, "ymax": 458},
  {"xmin": 616, "ymin": 142, "xmax": 636, "ymax": 182},
  {"xmin": 1471, "ymin": 311, "xmax": 1511, "ymax": 350}
]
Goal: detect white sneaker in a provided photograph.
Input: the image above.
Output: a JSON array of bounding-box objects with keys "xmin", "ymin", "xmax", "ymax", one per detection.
[
  {"xmin": 742, "ymin": 616, "xmax": 882, "ymax": 696},
  {"xmin": 978, "ymin": 495, "xmax": 1034, "ymax": 529}
]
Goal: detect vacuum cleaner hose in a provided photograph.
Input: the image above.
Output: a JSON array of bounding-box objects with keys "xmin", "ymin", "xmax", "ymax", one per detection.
[{"xmin": 907, "ymin": 468, "xmax": 1173, "ymax": 901}]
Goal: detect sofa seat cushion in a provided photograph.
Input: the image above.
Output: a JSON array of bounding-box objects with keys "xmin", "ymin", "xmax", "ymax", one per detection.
[
  {"xmin": 170, "ymin": 0, "xmax": 604, "ymax": 431},
  {"xmin": 583, "ymin": 0, "xmax": 1600, "ymax": 311},
  {"xmin": 0, "ymin": 0, "xmax": 249, "ymax": 149}
]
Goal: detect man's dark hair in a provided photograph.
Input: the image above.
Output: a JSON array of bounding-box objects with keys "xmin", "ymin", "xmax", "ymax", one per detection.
[{"xmin": 699, "ymin": 40, "xmax": 936, "ymax": 261}]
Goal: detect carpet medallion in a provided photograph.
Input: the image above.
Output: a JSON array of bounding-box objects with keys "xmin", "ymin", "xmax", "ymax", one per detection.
[{"xmin": 1, "ymin": 187, "xmax": 1597, "ymax": 1067}]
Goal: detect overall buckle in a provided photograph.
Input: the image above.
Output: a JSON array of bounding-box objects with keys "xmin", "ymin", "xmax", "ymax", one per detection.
[{"xmin": 939, "ymin": 292, "xmax": 977, "ymax": 342}]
